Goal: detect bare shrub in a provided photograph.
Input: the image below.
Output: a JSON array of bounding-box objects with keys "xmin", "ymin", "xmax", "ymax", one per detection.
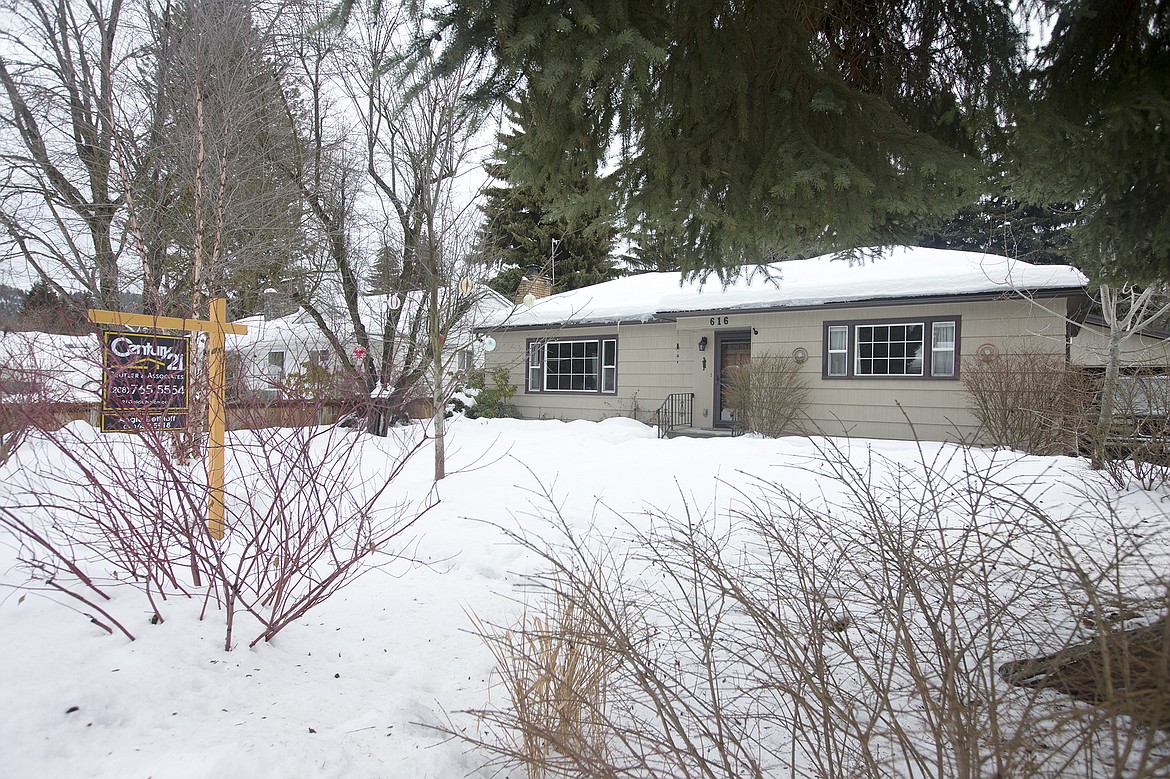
[
  {"xmin": 1100, "ymin": 374, "xmax": 1170, "ymax": 489},
  {"xmin": 0, "ymin": 388, "xmax": 432, "ymax": 650},
  {"xmin": 963, "ymin": 351, "xmax": 1092, "ymax": 455},
  {"xmin": 0, "ymin": 331, "xmax": 95, "ymax": 463},
  {"xmin": 723, "ymin": 352, "xmax": 810, "ymax": 436},
  {"xmin": 0, "ymin": 372, "xmax": 53, "ymax": 464},
  {"xmin": 458, "ymin": 444, "xmax": 1170, "ymax": 778}
]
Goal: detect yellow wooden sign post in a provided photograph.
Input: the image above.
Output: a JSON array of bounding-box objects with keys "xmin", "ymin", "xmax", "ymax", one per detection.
[{"xmin": 88, "ymin": 298, "xmax": 247, "ymax": 539}]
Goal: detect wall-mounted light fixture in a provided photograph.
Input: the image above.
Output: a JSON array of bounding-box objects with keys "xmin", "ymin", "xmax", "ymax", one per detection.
[{"xmin": 698, "ymin": 336, "xmax": 708, "ymax": 352}]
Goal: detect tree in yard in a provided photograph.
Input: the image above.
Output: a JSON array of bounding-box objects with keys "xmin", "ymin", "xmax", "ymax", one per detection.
[
  {"xmin": 1087, "ymin": 283, "xmax": 1170, "ymax": 469},
  {"xmin": 0, "ymin": 0, "xmax": 131, "ymax": 310},
  {"xmin": 132, "ymin": 0, "xmax": 304, "ymax": 320},
  {"xmin": 365, "ymin": 243, "xmax": 400, "ymax": 295},
  {"xmin": 621, "ymin": 218, "xmax": 684, "ymax": 274},
  {"xmin": 1016, "ymin": 0, "xmax": 1170, "ymax": 283},
  {"xmin": 19, "ymin": 281, "xmax": 89, "ymax": 334},
  {"xmin": 429, "ymin": 0, "xmax": 1023, "ymax": 278},
  {"xmin": 281, "ymin": 1, "xmax": 490, "ymax": 480},
  {"xmin": 479, "ymin": 92, "xmax": 620, "ymax": 296},
  {"xmin": 351, "ymin": 12, "xmax": 491, "ymax": 477}
]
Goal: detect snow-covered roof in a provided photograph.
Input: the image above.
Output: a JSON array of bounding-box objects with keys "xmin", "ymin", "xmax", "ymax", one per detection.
[
  {"xmin": 0, "ymin": 331, "xmax": 102, "ymax": 403},
  {"xmin": 484, "ymin": 246, "xmax": 1089, "ymax": 330},
  {"xmin": 231, "ymin": 285, "xmax": 512, "ymax": 350}
]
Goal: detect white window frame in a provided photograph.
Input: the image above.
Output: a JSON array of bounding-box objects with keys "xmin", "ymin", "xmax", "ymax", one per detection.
[
  {"xmin": 455, "ymin": 349, "xmax": 473, "ymax": 372},
  {"xmin": 827, "ymin": 325, "xmax": 849, "ymax": 377},
  {"xmin": 309, "ymin": 349, "xmax": 331, "ymax": 369},
  {"xmin": 601, "ymin": 339, "xmax": 617, "ymax": 393},
  {"xmin": 526, "ymin": 336, "xmax": 618, "ymax": 394},
  {"xmin": 527, "ymin": 343, "xmax": 542, "ymax": 391},
  {"xmin": 823, "ymin": 317, "xmax": 960, "ymax": 380},
  {"xmin": 931, "ymin": 321, "xmax": 956, "ymax": 377},
  {"xmin": 266, "ymin": 350, "xmax": 285, "ymax": 380}
]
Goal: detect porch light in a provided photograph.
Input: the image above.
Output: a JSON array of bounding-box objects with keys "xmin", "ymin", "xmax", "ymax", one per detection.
[{"xmin": 698, "ymin": 336, "xmax": 708, "ymax": 352}]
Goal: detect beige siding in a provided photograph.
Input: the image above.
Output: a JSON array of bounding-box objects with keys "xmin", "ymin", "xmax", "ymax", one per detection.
[
  {"xmin": 486, "ymin": 323, "xmax": 683, "ymax": 424},
  {"xmin": 485, "ymin": 295, "xmax": 1075, "ymax": 442},
  {"xmin": 1070, "ymin": 323, "xmax": 1170, "ymax": 368},
  {"xmin": 674, "ymin": 298, "xmax": 1070, "ymax": 441}
]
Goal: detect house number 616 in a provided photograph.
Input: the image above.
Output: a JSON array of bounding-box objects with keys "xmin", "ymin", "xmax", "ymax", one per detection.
[{"xmin": 709, "ymin": 316, "xmax": 729, "ymax": 326}]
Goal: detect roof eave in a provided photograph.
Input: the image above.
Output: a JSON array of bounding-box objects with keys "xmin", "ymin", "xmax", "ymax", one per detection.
[
  {"xmin": 476, "ymin": 314, "xmax": 673, "ymax": 333},
  {"xmin": 476, "ymin": 286, "xmax": 1087, "ymax": 332},
  {"xmin": 654, "ymin": 286, "xmax": 1087, "ymax": 321}
]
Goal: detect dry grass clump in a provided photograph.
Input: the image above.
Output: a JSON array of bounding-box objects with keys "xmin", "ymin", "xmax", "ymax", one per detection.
[{"xmin": 469, "ymin": 583, "xmax": 614, "ymax": 779}]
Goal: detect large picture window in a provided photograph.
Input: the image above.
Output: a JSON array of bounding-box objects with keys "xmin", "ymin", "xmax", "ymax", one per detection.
[
  {"xmin": 823, "ymin": 317, "xmax": 960, "ymax": 379},
  {"xmin": 527, "ymin": 337, "xmax": 618, "ymax": 394}
]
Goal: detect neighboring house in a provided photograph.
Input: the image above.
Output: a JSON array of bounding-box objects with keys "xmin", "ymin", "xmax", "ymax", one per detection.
[
  {"xmin": 229, "ymin": 286, "xmax": 513, "ymax": 403},
  {"xmin": 479, "ymin": 246, "xmax": 1170, "ymax": 442},
  {"xmin": 0, "ymin": 330, "xmax": 101, "ymax": 404},
  {"xmin": 0, "ymin": 331, "xmax": 102, "ymax": 432}
]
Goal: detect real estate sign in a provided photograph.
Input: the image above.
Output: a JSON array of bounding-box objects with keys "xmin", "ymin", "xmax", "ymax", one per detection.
[{"xmin": 100, "ymin": 331, "xmax": 189, "ymax": 432}]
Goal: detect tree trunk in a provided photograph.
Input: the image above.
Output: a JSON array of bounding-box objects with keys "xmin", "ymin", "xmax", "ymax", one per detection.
[
  {"xmin": 430, "ymin": 247, "xmax": 446, "ymax": 482},
  {"xmin": 1091, "ymin": 318, "xmax": 1125, "ymax": 469}
]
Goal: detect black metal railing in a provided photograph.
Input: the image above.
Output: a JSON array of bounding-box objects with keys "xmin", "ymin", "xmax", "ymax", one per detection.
[{"xmin": 657, "ymin": 392, "xmax": 694, "ymax": 438}]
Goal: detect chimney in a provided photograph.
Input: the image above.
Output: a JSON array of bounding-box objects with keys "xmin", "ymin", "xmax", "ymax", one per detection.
[
  {"xmin": 262, "ymin": 288, "xmax": 296, "ymax": 321},
  {"xmin": 516, "ymin": 265, "xmax": 552, "ymax": 303}
]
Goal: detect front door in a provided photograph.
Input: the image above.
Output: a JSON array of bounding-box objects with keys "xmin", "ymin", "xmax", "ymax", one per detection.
[{"xmin": 715, "ymin": 332, "xmax": 752, "ymax": 427}]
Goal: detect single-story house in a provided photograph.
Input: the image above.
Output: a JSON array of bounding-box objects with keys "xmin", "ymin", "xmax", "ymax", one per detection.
[
  {"xmin": 479, "ymin": 246, "xmax": 1170, "ymax": 442},
  {"xmin": 229, "ymin": 286, "xmax": 513, "ymax": 403}
]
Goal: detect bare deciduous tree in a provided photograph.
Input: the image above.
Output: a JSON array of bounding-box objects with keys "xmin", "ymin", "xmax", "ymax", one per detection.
[
  {"xmin": 276, "ymin": 2, "xmax": 492, "ymax": 480},
  {"xmin": 1090, "ymin": 282, "xmax": 1170, "ymax": 468},
  {"xmin": 0, "ymin": 0, "xmax": 131, "ymax": 309}
]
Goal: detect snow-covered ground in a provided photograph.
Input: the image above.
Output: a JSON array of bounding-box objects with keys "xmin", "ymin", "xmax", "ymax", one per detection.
[{"xmin": 1, "ymin": 416, "xmax": 1167, "ymax": 778}]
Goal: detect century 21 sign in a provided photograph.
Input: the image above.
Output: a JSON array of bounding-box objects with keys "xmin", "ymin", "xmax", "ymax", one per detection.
[{"xmin": 101, "ymin": 331, "xmax": 189, "ymax": 433}]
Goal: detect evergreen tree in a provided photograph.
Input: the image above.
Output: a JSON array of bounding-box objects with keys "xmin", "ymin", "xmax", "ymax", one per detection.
[
  {"xmin": 138, "ymin": 0, "xmax": 303, "ymax": 317},
  {"xmin": 479, "ymin": 93, "xmax": 620, "ymax": 295},
  {"xmin": 915, "ymin": 197, "xmax": 1076, "ymax": 266},
  {"xmin": 622, "ymin": 218, "xmax": 684, "ymax": 274},
  {"xmin": 1016, "ymin": 0, "xmax": 1170, "ymax": 282},
  {"xmin": 365, "ymin": 244, "xmax": 401, "ymax": 294},
  {"xmin": 20, "ymin": 280, "xmax": 87, "ymax": 333},
  {"xmin": 21, "ymin": 280, "xmax": 60, "ymax": 317},
  {"xmin": 0, "ymin": 284, "xmax": 26, "ymax": 321},
  {"xmin": 432, "ymin": 0, "xmax": 1023, "ymax": 278}
]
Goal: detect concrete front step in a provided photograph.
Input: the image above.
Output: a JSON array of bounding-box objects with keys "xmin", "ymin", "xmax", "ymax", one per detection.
[{"xmin": 666, "ymin": 426, "xmax": 738, "ymax": 439}]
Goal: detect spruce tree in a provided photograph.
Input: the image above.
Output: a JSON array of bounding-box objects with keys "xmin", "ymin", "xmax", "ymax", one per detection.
[
  {"xmin": 1016, "ymin": 0, "xmax": 1170, "ymax": 282},
  {"xmin": 479, "ymin": 93, "xmax": 620, "ymax": 295},
  {"xmin": 20, "ymin": 280, "xmax": 86, "ymax": 333},
  {"xmin": 365, "ymin": 244, "xmax": 400, "ymax": 295},
  {"xmin": 432, "ymin": 0, "xmax": 1023, "ymax": 278},
  {"xmin": 915, "ymin": 197, "xmax": 1076, "ymax": 266},
  {"xmin": 623, "ymin": 218, "xmax": 684, "ymax": 274}
]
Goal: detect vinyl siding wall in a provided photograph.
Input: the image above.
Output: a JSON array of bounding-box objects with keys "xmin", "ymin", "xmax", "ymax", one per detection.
[
  {"xmin": 1069, "ymin": 323, "xmax": 1170, "ymax": 369},
  {"xmin": 486, "ymin": 295, "xmax": 1074, "ymax": 441},
  {"xmin": 735, "ymin": 297, "xmax": 1070, "ymax": 441},
  {"xmin": 488, "ymin": 322, "xmax": 683, "ymax": 424}
]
